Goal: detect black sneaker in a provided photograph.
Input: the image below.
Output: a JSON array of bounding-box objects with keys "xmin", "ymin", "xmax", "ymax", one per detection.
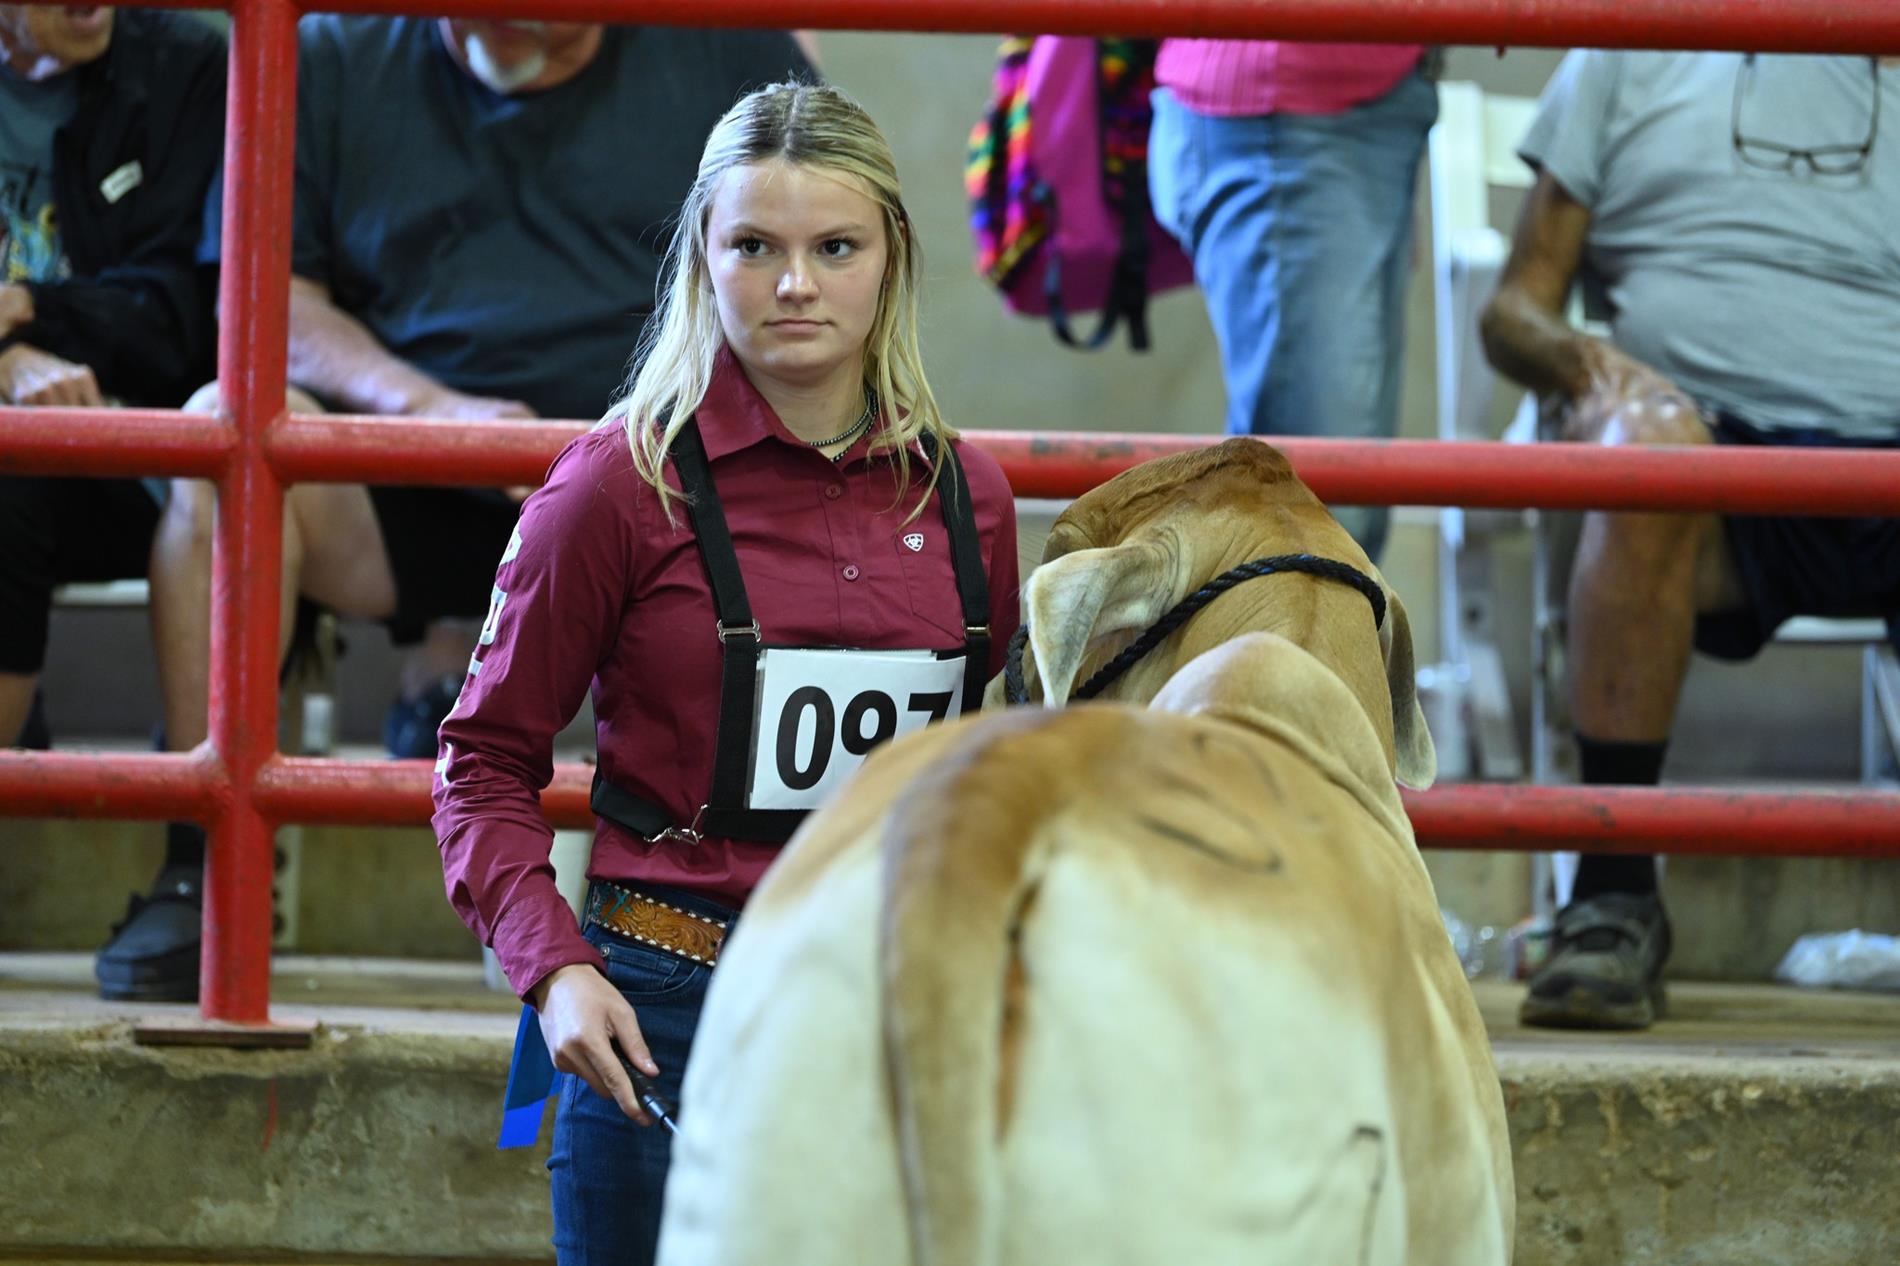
[
  {"xmin": 383, "ymin": 674, "xmax": 462, "ymax": 759},
  {"xmin": 95, "ymin": 863, "xmax": 202, "ymax": 1002},
  {"xmin": 1520, "ymin": 892, "xmax": 1672, "ymax": 1031}
]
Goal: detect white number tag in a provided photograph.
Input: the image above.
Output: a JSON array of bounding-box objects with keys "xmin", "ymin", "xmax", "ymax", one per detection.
[{"xmin": 747, "ymin": 648, "xmax": 967, "ymax": 811}]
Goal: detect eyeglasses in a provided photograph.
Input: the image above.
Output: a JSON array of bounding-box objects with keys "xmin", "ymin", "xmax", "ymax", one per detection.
[{"xmin": 1732, "ymin": 54, "xmax": 1880, "ymax": 177}]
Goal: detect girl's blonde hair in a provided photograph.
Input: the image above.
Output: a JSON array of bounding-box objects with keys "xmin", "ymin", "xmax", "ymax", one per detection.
[{"xmin": 615, "ymin": 80, "xmax": 952, "ymax": 521}]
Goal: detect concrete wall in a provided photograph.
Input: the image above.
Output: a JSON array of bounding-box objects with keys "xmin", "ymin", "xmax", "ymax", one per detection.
[{"xmin": 7, "ymin": 994, "xmax": 1900, "ymax": 1265}]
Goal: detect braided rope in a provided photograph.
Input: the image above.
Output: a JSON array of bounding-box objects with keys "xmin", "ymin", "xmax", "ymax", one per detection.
[{"xmin": 1003, "ymin": 623, "xmax": 1033, "ymax": 706}]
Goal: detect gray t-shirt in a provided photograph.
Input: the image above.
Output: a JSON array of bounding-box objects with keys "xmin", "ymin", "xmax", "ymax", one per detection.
[
  {"xmin": 0, "ymin": 68, "xmax": 76, "ymax": 284},
  {"xmin": 1520, "ymin": 50, "xmax": 1900, "ymax": 438}
]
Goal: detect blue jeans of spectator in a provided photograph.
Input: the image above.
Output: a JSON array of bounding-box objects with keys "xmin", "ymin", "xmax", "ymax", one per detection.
[
  {"xmin": 547, "ymin": 911, "xmax": 718, "ymax": 1266},
  {"xmin": 1149, "ymin": 70, "xmax": 1437, "ymax": 561}
]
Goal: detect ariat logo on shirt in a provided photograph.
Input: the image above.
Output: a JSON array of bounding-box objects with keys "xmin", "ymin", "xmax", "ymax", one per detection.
[{"xmin": 902, "ymin": 532, "xmax": 925, "ymax": 552}]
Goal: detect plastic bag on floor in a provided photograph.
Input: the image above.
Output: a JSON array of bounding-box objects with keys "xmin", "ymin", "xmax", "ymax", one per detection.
[
  {"xmin": 1442, "ymin": 909, "xmax": 1547, "ymax": 981},
  {"xmin": 1774, "ymin": 930, "xmax": 1900, "ymax": 992},
  {"xmin": 1441, "ymin": 908, "xmax": 1479, "ymax": 976},
  {"xmin": 1444, "ymin": 908, "xmax": 1520, "ymax": 973}
]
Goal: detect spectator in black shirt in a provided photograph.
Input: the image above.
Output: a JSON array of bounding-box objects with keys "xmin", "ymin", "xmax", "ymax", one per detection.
[{"xmin": 0, "ymin": 4, "xmax": 223, "ymax": 751}]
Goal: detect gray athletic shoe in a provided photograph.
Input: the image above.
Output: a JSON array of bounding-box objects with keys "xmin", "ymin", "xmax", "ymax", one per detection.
[{"xmin": 1520, "ymin": 892, "xmax": 1672, "ymax": 1030}]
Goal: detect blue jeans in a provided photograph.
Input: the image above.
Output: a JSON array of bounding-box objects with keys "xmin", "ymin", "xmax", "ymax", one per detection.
[
  {"xmin": 547, "ymin": 890, "xmax": 726, "ymax": 1266},
  {"xmin": 1149, "ymin": 71, "xmax": 1438, "ymax": 561}
]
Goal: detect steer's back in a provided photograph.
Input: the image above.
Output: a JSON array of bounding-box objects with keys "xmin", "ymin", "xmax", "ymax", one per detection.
[{"xmin": 658, "ymin": 701, "xmax": 1510, "ymax": 1266}]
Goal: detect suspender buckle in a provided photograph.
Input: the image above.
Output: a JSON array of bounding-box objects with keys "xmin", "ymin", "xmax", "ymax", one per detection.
[
  {"xmin": 964, "ymin": 624, "xmax": 991, "ymax": 639},
  {"xmin": 717, "ymin": 620, "xmax": 761, "ymax": 643},
  {"xmin": 651, "ymin": 804, "xmax": 708, "ymax": 846}
]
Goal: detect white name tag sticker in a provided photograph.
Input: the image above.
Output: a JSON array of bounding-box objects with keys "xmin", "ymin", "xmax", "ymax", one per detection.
[
  {"xmin": 748, "ymin": 647, "xmax": 966, "ymax": 811},
  {"xmin": 99, "ymin": 161, "xmax": 143, "ymax": 205}
]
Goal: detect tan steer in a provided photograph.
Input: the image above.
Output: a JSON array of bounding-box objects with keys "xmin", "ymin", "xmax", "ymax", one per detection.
[{"xmin": 658, "ymin": 439, "xmax": 1513, "ymax": 1266}]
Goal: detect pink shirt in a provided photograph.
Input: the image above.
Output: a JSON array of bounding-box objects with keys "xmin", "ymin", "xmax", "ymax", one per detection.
[
  {"xmin": 433, "ymin": 353, "xmax": 1021, "ymax": 998},
  {"xmin": 1155, "ymin": 41, "xmax": 1425, "ymax": 117}
]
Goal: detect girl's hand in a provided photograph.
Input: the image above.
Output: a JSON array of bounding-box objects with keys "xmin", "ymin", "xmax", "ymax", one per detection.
[{"xmin": 532, "ymin": 962, "xmax": 661, "ymax": 1125}]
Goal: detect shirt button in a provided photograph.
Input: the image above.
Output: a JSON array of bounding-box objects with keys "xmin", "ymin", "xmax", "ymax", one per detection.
[
  {"xmin": 842, "ymin": 564, "xmax": 861, "ymax": 582},
  {"xmin": 824, "ymin": 484, "xmax": 844, "ymax": 500}
]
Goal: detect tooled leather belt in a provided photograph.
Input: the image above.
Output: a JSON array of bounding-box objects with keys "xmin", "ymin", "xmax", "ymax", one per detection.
[{"xmin": 584, "ymin": 880, "xmax": 730, "ymax": 968}]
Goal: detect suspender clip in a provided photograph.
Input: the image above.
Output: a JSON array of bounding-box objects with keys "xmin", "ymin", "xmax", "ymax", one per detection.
[
  {"xmin": 651, "ymin": 804, "xmax": 709, "ymax": 846},
  {"xmin": 717, "ymin": 620, "xmax": 761, "ymax": 643}
]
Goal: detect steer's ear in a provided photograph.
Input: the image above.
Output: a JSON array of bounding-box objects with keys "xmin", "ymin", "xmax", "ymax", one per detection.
[
  {"xmin": 1380, "ymin": 588, "xmax": 1436, "ymax": 789},
  {"xmin": 1023, "ymin": 541, "xmax": 1176, "ymax": 707}
]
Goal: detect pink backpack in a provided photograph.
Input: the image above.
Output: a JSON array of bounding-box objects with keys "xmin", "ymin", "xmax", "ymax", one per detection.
[{"xmin": 966, "ymin": 37, "xmax": 1195, "ymax": 352}]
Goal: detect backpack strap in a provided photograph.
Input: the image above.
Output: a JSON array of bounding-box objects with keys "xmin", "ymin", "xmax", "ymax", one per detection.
[{"xmin": 1042, "ymin": 193, "xmax": 1154, "ymax": 352}]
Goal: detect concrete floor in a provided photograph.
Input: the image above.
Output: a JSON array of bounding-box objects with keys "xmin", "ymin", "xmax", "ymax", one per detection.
[
  {"xmin": 8, "ymin": 949, "xmax": 1899, "ymax": 1049},
  {"xmin": 4, "ymin": 954, "xmax": 1899, "ymax": 1265}
]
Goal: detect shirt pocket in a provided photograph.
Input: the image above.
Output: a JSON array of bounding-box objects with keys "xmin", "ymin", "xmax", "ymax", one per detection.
[{"xmin": 893, "ymin": 525, "xmax": 968, "ymax": 644}]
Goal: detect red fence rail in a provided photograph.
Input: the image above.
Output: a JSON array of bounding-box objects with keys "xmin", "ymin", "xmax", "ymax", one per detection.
[
  {"xmin": 318, "ymin": 0, "xmax": 1900, "ymax": 53},
  {"xmin": 3, "ymin": 0, "xmax": 1899, "ymax": 1026},
  {"xmin": 12, "ymin": 753, "xmax": 1899, "ymax": 860},
  {"xmin": 10, "ymin": 415, "xmax": 1900, "ymax": 516}
]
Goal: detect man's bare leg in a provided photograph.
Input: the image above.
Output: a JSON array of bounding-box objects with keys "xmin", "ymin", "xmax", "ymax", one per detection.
[
  {"xmin": 152, "ymin": 386, "xmax": 397, "ymax": 754},
  {"xmin": 1568, "ymin": 394, "xmax": 1747, "ymax": 744},
  {"xmin": 1524, "ymin": 392, "xmax": 1751, "ymax": 1030}
]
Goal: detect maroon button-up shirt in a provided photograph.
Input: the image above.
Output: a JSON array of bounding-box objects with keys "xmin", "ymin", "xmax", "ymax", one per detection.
[{"xmin": 433, "ymin": 356, "xmax": 1021, "ymax": 998}]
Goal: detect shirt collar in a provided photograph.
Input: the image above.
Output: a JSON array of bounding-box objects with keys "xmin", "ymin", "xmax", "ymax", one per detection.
[
  {"xmin": 694, "ymin": 345, "xmax": 934, "ymax": 468},
  {"xmin": 692, "ymin": 348, "xmax": 784, "ymax": 462}
]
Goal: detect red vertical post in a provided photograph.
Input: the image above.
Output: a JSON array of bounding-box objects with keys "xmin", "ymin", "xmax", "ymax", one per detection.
[{"xmin": 202, "ymin": 0, "xmax": 301, "ymax": 1024}]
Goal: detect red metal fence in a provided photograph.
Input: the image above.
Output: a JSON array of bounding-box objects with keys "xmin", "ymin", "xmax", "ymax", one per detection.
[{"xmin": 3, "ymin": 0, "xmax": 1899, "ymax": 1026}]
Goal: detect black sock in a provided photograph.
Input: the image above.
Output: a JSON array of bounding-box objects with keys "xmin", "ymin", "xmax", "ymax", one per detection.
[
  {"xmin": 1571, "ymin": 734, "xmax": 1664, "ymax": 901},
  {"xmin": 161, "ymin": 821, "xmax": 206, "ymax": 874}
]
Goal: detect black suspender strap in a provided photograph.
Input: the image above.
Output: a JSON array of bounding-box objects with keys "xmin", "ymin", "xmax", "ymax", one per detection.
[
  {"xmin": 670, "ymin": 418, "xmax": 752, "ymax": 635},
  {"xmin": 923, "ymin": 432, "xmax": 993, "ymax": 713},
  {"xmin": 668, "ymin": 419, "xmax": 805, "ymax": 842},
  {"xmin": 589, "ymin": 768, "xmax": 676, "ymax": 839}
]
